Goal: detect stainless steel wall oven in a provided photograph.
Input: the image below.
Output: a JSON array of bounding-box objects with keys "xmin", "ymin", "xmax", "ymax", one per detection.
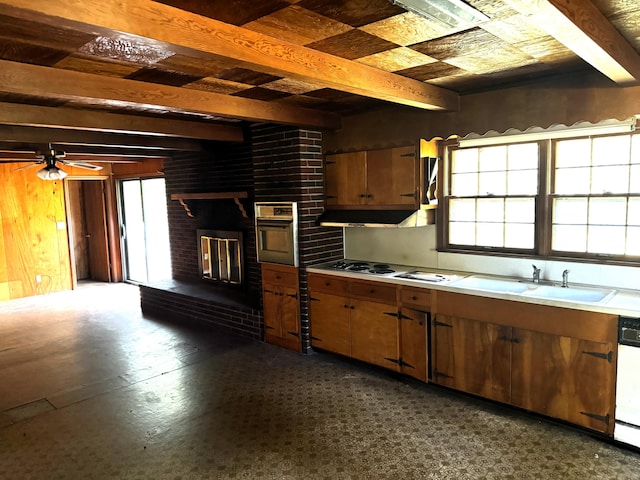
[{"xmin": 255, "ymin": 202, "xmax": 298, "ymax": 267}]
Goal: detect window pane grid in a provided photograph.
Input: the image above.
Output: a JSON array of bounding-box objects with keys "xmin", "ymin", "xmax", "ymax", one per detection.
[
  {"xmin": 446, "ymin": 132, "xmax": 640, "ymax": 261},
  {"xmin": 447, "ymin": 142, "xmax": 539, "ymax": 251},
  {"xmin": 552, "ymin": 196, "xmax": 640, "ymax": 255},
  {"xmin": 552, "ymin": 133, "xmax": 640, "ymax": 257}
]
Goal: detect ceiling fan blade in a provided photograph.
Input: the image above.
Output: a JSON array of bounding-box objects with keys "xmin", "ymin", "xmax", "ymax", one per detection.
[
  {"xmin": 62, "ymin": 160, "xmax": 103, "ymax": 171},
  {"xmin": 0, "ymin": 158, "xmax": 39, "ymax": 163},
  {"xmin": 14, "ymin": 163, "xmax": 42, "ymax": 171}
]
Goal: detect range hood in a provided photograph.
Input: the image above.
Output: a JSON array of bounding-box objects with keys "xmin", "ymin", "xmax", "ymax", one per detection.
[{"xmin": 317, "ymin": 207, "xmax": 435, "ymax": 228}]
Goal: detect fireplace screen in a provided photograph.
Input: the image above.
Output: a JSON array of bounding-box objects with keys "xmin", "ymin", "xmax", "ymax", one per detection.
[{"xmin": 197, "ymin": 230, "xmax": 243, "ymax": 285}]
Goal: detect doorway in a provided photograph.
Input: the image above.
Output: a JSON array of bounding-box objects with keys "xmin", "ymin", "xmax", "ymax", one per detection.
[
  {"xmin": 119, "ymin": 178, "xmax": 171, "ymax": 283},
  {"xmin": 66, "ymin": 179, "xmax": 112, "ymax": 283}
]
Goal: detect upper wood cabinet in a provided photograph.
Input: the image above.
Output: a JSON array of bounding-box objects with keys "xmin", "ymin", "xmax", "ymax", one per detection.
[{"xmin": 325, "ymin": 145, "xmax": 419, "ymax": 209}]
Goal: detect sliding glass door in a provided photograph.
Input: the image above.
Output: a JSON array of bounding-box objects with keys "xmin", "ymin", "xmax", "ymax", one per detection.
[{"xmin": 120, "ymin": 178, "xmax": 171, "ymax": 283}]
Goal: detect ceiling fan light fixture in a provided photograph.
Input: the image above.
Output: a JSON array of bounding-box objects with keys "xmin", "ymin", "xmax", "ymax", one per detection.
[
  {"xmin": 36, "ymin": 164, "xmax": 68, "ymax": 180},
  {"xmin": 390, "ymin": 0, "xmax": 488, "ymax": 28}
]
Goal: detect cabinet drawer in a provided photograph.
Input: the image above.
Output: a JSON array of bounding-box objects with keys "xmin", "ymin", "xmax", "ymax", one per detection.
[
  {"xmin": 308, "ymin": 273, "xmax": 348, "ymax": 295},
  {"xmin": 262, "ymin": 264, "xmax": 298, "ymax": 287},
  {"xmin": 349, "ymin": 280, "xmax": 397, "ymax": 304},
  {"xmin": 400, "ymin": 287, "xmax": 431, "ymax": 309}
]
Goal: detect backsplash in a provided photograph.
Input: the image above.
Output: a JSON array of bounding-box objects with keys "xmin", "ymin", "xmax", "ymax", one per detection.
[{"xmin": 344, "ymin": 226, "xmax": 640, "ymax": 291}]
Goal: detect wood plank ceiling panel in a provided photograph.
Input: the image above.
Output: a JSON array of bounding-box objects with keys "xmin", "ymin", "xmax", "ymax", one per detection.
[
  {"xmin": 54, "ymin": 55, "xmax": 141, "ymax": 78},
  {"xmin": 306, "ymin": 29, "xmax": 399, "ymax": 60},
  {"xmin": 242, "ymin": 5, "xmax": 353, "ymax": 45},
  {"xmin": 0, "ymin": 0, "xmax": 459, "ymax": 111},
  {"xmin": 505, "ymin": 0, "xmax": 640, "ymax": 84},
  {"xmin": 157, "ymin": 0, "xmax": 291, "ymax": 26}
]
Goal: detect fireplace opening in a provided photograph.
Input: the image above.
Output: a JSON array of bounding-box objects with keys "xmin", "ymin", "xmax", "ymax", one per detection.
[{"xmin": 197, "ymin": 229, "xmax": 244, "ymax": 286}]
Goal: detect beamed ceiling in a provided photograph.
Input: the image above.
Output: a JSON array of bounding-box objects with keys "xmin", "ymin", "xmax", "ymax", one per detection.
[{"xmin": 0, "ymin": 0, "xmax": 640, "ymax": 161}]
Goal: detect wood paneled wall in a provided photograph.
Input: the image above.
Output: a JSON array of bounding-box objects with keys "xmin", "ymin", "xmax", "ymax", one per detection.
[
  {"xmin": 0, "ymin": 163, "xmax": 72, "ymax": 300},
  {"xmin": 1, "ymin": 159, "xmax": 163, "ymax": 301},
  {"xmin": 323, "ymin": 71, "xmax": 640, "ymax": 152}
]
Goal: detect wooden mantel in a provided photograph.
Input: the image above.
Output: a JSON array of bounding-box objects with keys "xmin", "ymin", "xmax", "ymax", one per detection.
[{"xmin": 170, "ymin": 192, "xmax": 249, "ymax": 218}]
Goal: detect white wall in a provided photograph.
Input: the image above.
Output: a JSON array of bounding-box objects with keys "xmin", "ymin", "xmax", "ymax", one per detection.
[{"xmin": 344, "ymin": 227, "xmax": 640, "ymax": 291}]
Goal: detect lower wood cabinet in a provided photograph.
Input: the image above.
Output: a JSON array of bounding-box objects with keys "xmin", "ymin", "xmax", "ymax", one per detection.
[
  {"xmin": 432, "ymin": 291, "xmax": 618, "ymax": 435},
  {"xmin": 309, "ymin": 291, "xmax": 350, "ymax": 356},
  {"xmin": 262, "ymin": 263, "xmax": 300, "ymax": 352},
  {"xmin": 350, "ymin": 297, "xmax": 399, "ymax": 371},
  {"xmin": 309, "ymin": 273, "xmax": 429, "ymax": 381},
  {"xmin": 510, "ymin": 329, "xmax": 614, "ymax": 432},
  {"xmin": 399, "ymin": 307, "xmax": 428, "ymax": 382},
  {"xmin": 433, "ymin": 315, "xmax": 511, "ymax": 403}
]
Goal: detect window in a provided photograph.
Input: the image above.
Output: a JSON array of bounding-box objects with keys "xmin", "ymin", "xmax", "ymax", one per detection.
[
  {"xmin": 552, "ymin": 135, "xmax": 640, "ymax": 257},
  {"xmin": 448, "ymin": 143, "xmax": 539, "ymax": 251},
  {"xmin": 443, "ymin": 131, "xmax": 640, "ymax": 262}
]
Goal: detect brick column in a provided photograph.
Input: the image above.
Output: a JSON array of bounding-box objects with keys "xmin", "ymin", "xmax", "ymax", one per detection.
[{"xmin": 251, "ymin": 125, "xmax": 343, "ymax": 352}]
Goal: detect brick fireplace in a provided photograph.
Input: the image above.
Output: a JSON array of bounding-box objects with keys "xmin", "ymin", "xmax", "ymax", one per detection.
[{"xmin": 140, "ymin": 125, "xmax": 344, "ymax": 349}]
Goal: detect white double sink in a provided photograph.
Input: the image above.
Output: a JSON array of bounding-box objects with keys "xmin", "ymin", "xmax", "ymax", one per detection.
[{"xmin": 449, "ymin": 274, "xmax": 617, "ymax": 305}]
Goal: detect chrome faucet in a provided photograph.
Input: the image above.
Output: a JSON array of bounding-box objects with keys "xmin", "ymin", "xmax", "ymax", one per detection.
[
  {"xmin": 562, "ymin": 269, "xmax": 570, "ymax": 288},
  {"xmin": 532, "ymin": 264, "xmax": 541, "ymax": 284}
]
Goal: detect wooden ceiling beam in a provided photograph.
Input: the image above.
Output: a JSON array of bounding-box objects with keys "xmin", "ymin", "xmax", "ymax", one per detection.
[
  {"xmin": 0, "ymin": 0, "xmax": 458, "ymax": 111},
  {"xmin": 0, "ymin": 143, "xmax": 168, "ymax": 157},
  {"xmin": 505, "ymin": 0, "xmax": 640, "ymax": 85},
  {"xmin": 0, "ymin": 125, "xmax": 206, "ymax": 151},
  {"xmin": 0, "ymin": 59, "xmax": 340, "ymax": 130},
  {"xmin": 0, "ymin": 102, "xmax": 244, "ymax": 141}
]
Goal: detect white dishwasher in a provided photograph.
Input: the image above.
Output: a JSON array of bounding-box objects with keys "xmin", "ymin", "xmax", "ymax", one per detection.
[{"xmin": 615, "ymin": 316, "xmax": 640, "ymax": 449}]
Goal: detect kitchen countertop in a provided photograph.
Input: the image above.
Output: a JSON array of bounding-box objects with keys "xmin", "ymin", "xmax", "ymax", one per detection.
[{"xmin": 307, "ymin": 261, "xmax": 640, "ymax": 317}]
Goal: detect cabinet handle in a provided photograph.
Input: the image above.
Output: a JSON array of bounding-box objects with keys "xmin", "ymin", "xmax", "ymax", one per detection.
[
  {"xmin": 369, "ymin": 289, "xmax": 375, "ymax": 294},
  {"xmin": 579, "ymin": 411, "xmax": 610, "ymax": 425},
  {"xmin": 276, "ymin": 275, "xmax": 281, "ymax": 279},
  {"xmin": 287, "ymin": 331, "xmax": 299, "ymax": 338},
  {"xmin": 344, "ymin": 304, "xmax": 349, "ymax": 309},
  {"xmin": 350, "ymin": 305, "xmax": 355, "ymax": 309},
  {"xmin": 310, "ymin": 296, "xmax": 320, "ymax": 302},
  {"xmin": 325, "ymin": 282, "xmax": 331, "ymax": 286},
  {"xmin": 400, "ymin": 192, "xmax": 417, "ymax": 198},
  {"xmin": 286, "ymin": 293, "xmax": 298, "ymax": 299},
  {"xmin": 412, "ymin": 296, "xmax": 418, "ymax": 300},
  {"xmin": 433, "ymin": 320, "xmax": 452, "ymax": 328},
  {"xmin": 434, "ymin": 369, "xmax": 453, "ymax": 379},
  {"xmin": 582, "ymin": 350, "xmax": 613, "ymax": 363}
]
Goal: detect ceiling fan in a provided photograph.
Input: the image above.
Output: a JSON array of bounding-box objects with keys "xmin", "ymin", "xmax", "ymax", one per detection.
[{"xmin": 0, "ymin": 145, "xmax": 103, "ymax": 180}]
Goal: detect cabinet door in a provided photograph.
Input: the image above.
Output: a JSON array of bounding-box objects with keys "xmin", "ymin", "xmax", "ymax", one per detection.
[
  {"xmin": 350, "ymin": 299, "xmax": 400, "ymax": 371},
  {"xmin": 366, "ymin": 146, "xmax": 418, "ymax": 207},
  {"xmin": 264, "ymin": 284, "xmax": 300, "ymax": 352},
  {"xmin": 400, "ymin": 307, "xmax": 428, "ymax": 382},
  {"xmin": 280, "ymin": 285, "xmax": 300, "ymax": 341},
  {"xmin": 432, "ymin": 315, "xmax": 511, "ymax": 403},
  {"xmin": 511, "ymin": 329, "xmax": 615, "ymax": 434},
  {"xmin": 263, "ymin": 284, "xmax": 282, "ymax": 338},
  {"xmin": 325, "ymin": 151, "xmax": 367, "ymax": 206},
  {"xmin": 309, "ymin": 291, "xmax": 350, "ymax": 356}
]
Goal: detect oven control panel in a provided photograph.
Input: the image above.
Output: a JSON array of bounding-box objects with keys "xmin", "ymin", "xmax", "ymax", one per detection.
[{"xmin": 619, "ymin": 316, "xmax": 640, "ymax": 347}]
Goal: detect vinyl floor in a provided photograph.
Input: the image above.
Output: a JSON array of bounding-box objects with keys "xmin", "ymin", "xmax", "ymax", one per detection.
[{"xmin": 1, "ymin": 282, "xmax": 639, "ymax": 479}]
